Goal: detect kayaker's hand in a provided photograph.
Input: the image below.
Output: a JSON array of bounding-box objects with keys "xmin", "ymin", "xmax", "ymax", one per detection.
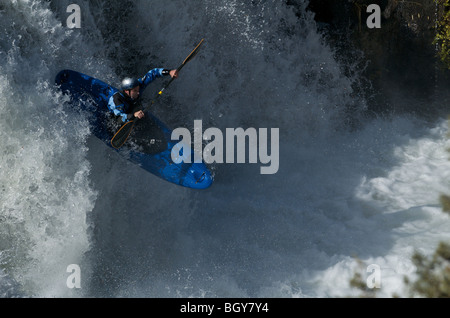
[
  {"xmin": 134, "ymin": 110, "xmax": 145, "ymax": 119},
  {"xmin": 170, "ymin": 69, "xmax": 179, "ymax": 78}
]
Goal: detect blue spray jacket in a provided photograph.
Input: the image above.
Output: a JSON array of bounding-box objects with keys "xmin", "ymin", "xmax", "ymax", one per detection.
[{"xmin": 107, "ymin": 68, "xmax": 169, "ymax": 123}]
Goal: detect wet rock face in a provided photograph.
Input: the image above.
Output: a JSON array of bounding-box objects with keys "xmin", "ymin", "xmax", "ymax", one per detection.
[
  {"xmin": 306, "ymin": 0, "xmax": 437, "ymax": 35},
  {"xmin": 305, "ymin": 0, "xmax": 446, "ymax": 114}
]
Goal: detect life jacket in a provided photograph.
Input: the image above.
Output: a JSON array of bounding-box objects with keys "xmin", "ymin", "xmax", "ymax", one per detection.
[{"xmin": 108, "ymin": 90, "xmax": 143, "ymax": 123}]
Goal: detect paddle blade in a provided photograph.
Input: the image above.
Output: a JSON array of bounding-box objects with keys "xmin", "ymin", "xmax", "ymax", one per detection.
[
  {"xmin": 180, "ymin": 39, "xmax": 204, "ymax": 69},
  {"xmin": 111, "ymin": 120, "xmax": 135, "ymax": 149}
]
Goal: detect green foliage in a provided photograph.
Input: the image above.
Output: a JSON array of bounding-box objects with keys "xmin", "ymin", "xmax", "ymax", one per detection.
[
  {"xmin": 441, "ymin": 194, "xmax": 450, "ymax": 213},
  {"xmin": 434, "ymin": 0, "xmax": 450, "ymax": 69},
  {"xmin": 405, "ymin": 242, "xmax": 450, "ymax": 297}
]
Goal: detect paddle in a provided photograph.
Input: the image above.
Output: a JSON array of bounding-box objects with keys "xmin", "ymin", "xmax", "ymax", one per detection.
[{"xmin": 111, "ymin": 39, "xmax": 205, "ymax": 149}]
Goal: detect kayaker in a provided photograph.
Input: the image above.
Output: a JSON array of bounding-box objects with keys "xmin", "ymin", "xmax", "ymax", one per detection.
[{"xmin": 108, "ymin": 68, "xmax": 178, "ymax": 123}]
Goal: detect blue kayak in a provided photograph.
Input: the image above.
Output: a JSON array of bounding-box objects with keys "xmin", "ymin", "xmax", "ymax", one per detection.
[{"xmin": 55, "ymin": 69, "xmax": 213, "ymax": 189}]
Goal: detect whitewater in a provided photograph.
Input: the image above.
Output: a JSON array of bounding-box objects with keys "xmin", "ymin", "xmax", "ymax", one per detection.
[{"xmin": 0, "ymin": 0, "xmax": 449, "ymax": 298}]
